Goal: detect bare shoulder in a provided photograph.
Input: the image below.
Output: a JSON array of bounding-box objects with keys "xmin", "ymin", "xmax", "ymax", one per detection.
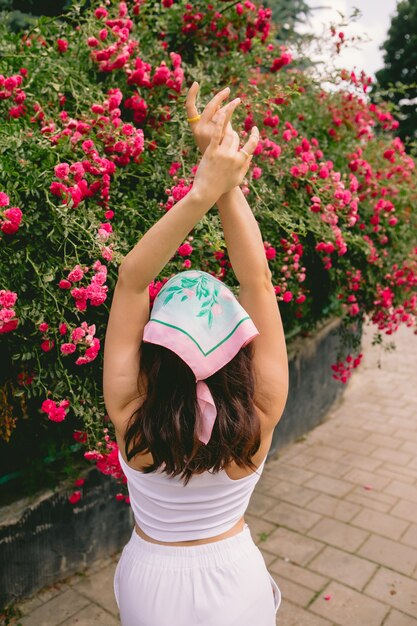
[{"xmin": 238, "ymin": 276, "xmax": 289, "ymax": 423}]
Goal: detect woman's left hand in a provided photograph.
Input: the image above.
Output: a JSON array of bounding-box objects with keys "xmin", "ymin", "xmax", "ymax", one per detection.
[{"xmin": 185, "ymin": 82, "xmax": 241, "ymax": 155}]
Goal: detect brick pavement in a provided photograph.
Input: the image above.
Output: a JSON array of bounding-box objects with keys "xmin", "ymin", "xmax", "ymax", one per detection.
[{"xmin": 11, "ymin": 321, "xmax": 417, "ymax": 625}]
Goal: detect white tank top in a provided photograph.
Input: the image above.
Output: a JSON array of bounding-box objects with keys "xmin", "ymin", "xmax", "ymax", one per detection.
[{"xmin": 118, "ymin": 449, "xmax": 267, "ymax": 542}]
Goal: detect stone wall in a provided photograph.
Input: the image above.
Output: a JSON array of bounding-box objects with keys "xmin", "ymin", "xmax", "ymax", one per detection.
[{"xmin": 269, "ymin": 317, "xmax": 345, "ymax": 457}]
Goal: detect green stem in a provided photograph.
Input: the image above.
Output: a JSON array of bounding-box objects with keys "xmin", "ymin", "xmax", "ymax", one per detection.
[{"xmin": 218, "ymin": 1, "xmax": 242, "ymax": 15}]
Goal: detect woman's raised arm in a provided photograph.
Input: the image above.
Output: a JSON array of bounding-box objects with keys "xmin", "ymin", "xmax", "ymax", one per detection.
[
  {"xmin": 185, "ymin": 82, "xmax": 288, "ymax": 420},
  {"xmin": 119, "ymin": 110, "xmax": 256, "ymax": 292},
  {"xmin": 215, "ymin": 187, "xmax": 289, "ymax": 421}
]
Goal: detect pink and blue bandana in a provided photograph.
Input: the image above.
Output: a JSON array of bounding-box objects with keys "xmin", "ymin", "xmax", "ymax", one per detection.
[{"xmin": 142, "ymin": 270, "xmax": 259, "ymax": 445}]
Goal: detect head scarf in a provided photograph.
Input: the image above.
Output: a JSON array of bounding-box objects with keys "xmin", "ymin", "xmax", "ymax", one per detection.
[{"xmin": 142, "ymin": 270, "xmax": 259, "ymax": 445}]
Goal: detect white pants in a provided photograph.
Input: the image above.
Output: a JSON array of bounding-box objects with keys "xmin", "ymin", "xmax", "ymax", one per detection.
[{"xmin": 114, "ymin": 523, "xmax": 281, "ymax": 625}]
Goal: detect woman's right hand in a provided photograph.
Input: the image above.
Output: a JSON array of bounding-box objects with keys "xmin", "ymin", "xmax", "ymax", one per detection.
[{"xmin": 191, "ymin": 109, "xmax": 259, "ymax": 205}]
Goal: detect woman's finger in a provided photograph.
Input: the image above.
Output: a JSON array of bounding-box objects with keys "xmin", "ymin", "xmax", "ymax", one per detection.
[
  {"xmin": 231, "ymin": 130, "xmax": 240, "ymax": 152},
  {"xmin": 221, "ymin": 126, "xmax": 238, "ymax": 149},
  {"xmin": 185, "ymin": 81, "xmax": 200, "ymax": 119},
  {"xmin": 221, "ymin": 97, "xmax": 240, "ymax": 132},
  {"xmin": 201, "ymin": 86, "xmax": 231, "ymax": 122},
  {"xmin": 239, "ymin": 125, "xmax": 260, "ymax": 160},
  {"xmin": 208, "ymin": 110, "xmax": 227, "ymax": 149}
]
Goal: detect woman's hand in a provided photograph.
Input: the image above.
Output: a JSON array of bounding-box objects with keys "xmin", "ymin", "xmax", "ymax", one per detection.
[
  {"xmin": 191, "ymin": 109, "xmax": 259, "ymax": 205},
  {"xmin": 185, "ymin": 82, "xmax": 242, "ymax": 155}
]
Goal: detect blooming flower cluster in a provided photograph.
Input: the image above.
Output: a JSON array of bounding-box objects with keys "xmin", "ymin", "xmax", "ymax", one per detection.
[
  {"xmin": 0, "ymin": 289, "xmax": 18, "ymax": 334},
  {"xmin": 267, "ymin": 234, "xmax": 307, "ymax": 312},
  {"xmin": 331, "ymin": 352, "xmax": 364, "ymax": 383},
  {"xmin": 41, "ymin": 397, "xmax": 71, "ymax": 422},
  {"xmin": 58, "ymin": 261, "xmax": 109, "ymax": 312},
  {"xmin": 60, "ymin": 321, "xmax": 101, "ymax": 365},
  {"xmin": 0, "ymin": 191, "xmax": 23, "ymax": 235},
  {"xmin": 162, "ymin": 178, "xmax": 194, "ymax": 211},
  {"xmin": 0, "ymin": 71, "xmax": 27, "ymax": 119},
  {"xmin": 371, "ymin": 249, "xmax": 417, "ymax": 334},
  {"xmin": 47, "ymin": 89, "xmax": 144, "ymax": 209},
  {"xmin": 81, "ymin": 427, "xmax": 130, "ymax": 503}
]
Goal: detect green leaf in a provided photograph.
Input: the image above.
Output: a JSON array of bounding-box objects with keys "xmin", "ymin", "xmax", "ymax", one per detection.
[
  {"xmin": 180, "ymin": 278, "xmax": 198, "ymax": 288},
  {"xmin": 163, "ymin": 293, "xmax": 175, "ymax": 305}
]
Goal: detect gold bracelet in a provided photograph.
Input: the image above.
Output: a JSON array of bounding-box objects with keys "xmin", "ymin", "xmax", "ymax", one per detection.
[{"xmin": 187, "ymin": 115, "xmax": 201, "ymax": 123}]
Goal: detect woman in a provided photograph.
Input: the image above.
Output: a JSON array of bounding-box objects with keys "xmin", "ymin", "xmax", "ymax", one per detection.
[{"xmin": 103, "ymin": 82, "xmax": 289, "ymax": 626}]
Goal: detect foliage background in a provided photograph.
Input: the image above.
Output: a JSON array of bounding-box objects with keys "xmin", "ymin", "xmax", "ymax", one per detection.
[{"xmin": 0, "ymin": 0, "xmax": 416, "ymax": 504}]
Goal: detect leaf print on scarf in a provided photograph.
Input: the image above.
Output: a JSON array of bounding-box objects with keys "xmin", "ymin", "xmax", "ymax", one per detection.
[{"xmin": 161, "ymin": 274, "xmax": 222, "ymax": 327}]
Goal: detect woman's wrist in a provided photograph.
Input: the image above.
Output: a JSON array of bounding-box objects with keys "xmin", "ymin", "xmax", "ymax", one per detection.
[
  {"xmin": 189, "ymin": 185, "xmax": 220, "ymax": 209},
  {"xmin": 215, "ymin": 186, "xmax": 241, "ymax": 208}
]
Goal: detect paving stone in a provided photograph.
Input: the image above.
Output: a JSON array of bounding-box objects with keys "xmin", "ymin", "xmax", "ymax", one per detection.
[
  {"xmin": 332, "ymin": 451, "xmax": 380, "ymax": 471},
  {"xmin": 343, "ymin": 467, "xmax": 392, "ymax": 491},
  {"xmin": 358, "ymin": 534, "xmax": 417, "ymax": 576},
  {"xmin": 304, "ymin": 444, "xmax": 345, "ymax": 462},
  {"xmin": 245, "ymin": 513, "xmax": 277, "ymax": 545},
  {"xmin": 269, "ymin": 558, "xmax": 329, "ymax": 592},
  {"xmin": 354, "ymin": 421, "xmax": 395, "ymax": 436},
  {"xmin": 285, "ymin": 452, "xmax": 317, "ymax": 468},
  {"xmin": 18, "ymin": 589, "xmax": 90, "ymax": 626},
  {"xmin": 275, "ymin": 599, "xmax": 333, "ymax": 626},
  {"xmin": 59, "ymin": 603, "xmax": 120, "ymax": 625},
  {"xmin": 332, "ymin": 437, "xmax": 377, "ymax": 456},
  {"xmin": 383, "ymin": 609, "xmax": 417, "ymax": 626},
  {"xmin": 400, "ymin": 431, "xmax": 417, "ymax": 446},
  {"xmin": 278, "ymin": 442, "xmax": 311, "ymax": 460},
  {"xmin": 383, "ymin": 463, "xmax": 417, "ymax": 482},
  {"xmin": 385, "ymin": 480, "xmax": 417, "ymax": 504},
  {"xmin": 364, "ymin": 567, "xmax": 417, "ymax": 617},
  {"xmin": 372, "ymin": 447, "xmax": 413, "ymax": 467},
  {"xmin": 350, "ymin": 507, "xmax": 410, "ymax": 540},
  {"xmin": 303, "ymin": 474, "xmax": 354, "ymax": 498},
  {"xmin": 307, "ymin": 517, "xmax": 369, "ymax": 553},
  {"xmin": 365, "ymin": 432, "xmax": 403, "ymax": 449},
  {"xmin": 305, "ymin": 457, "xmax": 352, "ymax": 479},
  {"xmin": 260, "ymin": 526, "xmax": 324, "ymax": 566},
  {"xmin": 267, "ymin": 481, "xmax": 320, "ymax": 507},
  {"xmin": 309, "ymin": 580, "xmax": 390, "ymax": 626},
  {"xmin": 246, "ymin": 490, "xmax": 278, "ymax": 516},
  {"xmin": 401, "ymin": 441, "xmax": 417, "ymax": 455},
  {"xmin": 377, "ymin": 467, "xmax": 416, "ymax": 485},
  {"xmin": 15, "ymin": 595, "xmax": 43, "ymax": 616},
  {"xmin": 326, "ymin": 424, "xmax": 367, "ymax": 442},
  {"xmin": 401, "ymin": 523, "xmax": 417, "ymax": 549},
  {"xmin": 70, "ymin": 561, "xmax": 119, "ymax": 616},
  {"xmin": 254, "ymin": 474, "xmax": 279, "ymax": 495},
  {"xmin": 308, "ymin": 545, "xmax": 378, "ymax": 590},
  {"xmin": 305, "ymin": 493, "xmax": 361, "ymax": 523},
  {"xmin": 263, "ymin": 501, "xmax": 322, "ymax": 533},
  {"xmin": 270, "ymin": 573, "xmax": 316, "ymax": 607},
  {"xmin": 36, "ymin": 582, "xmax": 72, "ymax": 604},
  {"xmin": 346, "ymin": 488, "xmax": 398, "ymax": 513},
  {"xmin": 391, "ymin": 499, "xmax": 417, "ymax": 524},
  {"xmin": 270, "ymin": 464, "xmax": 317, "ymax": 485}
]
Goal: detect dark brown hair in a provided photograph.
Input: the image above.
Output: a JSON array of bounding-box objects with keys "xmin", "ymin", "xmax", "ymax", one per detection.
[{"xmin": 123, "ymin": 340, "xmax": 261, "ymax": 486}]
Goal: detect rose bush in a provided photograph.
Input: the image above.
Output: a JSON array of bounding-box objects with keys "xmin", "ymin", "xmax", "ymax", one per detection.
[{"xmin": 0, "ymin": 0, "xmax": 416, "ymax": 504}]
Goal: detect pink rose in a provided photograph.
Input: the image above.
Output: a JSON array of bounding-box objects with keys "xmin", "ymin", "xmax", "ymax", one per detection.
[
  {"xmin": 54, "ymin": 163, "xmax": 70, "ymax": 179},
  {"xmin": 61, "ymin": 343, "xmax": 77, "ymax": 354},
  {"xmin": 0, "ymin": 192, "xmax": 10, "ymax": 206},
  {"xmin": 178, "ymin": 243, "xmax": 193, "ymax": 256}
]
